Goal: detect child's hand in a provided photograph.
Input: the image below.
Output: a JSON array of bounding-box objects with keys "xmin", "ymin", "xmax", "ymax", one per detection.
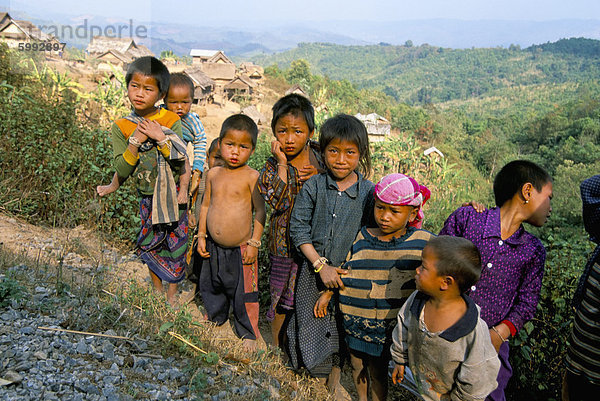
[
  {"xmin": 132, "ymin": 128, "xmax": 148, "ymax": 143},
  {"xmin": 242, "ymin": 244, "xmax": 258, "ymax": 265},
  {"xmin": 270, "ymin": 140, "xmax": 288, "ymax": 165},
  {"xmin": 319, "ymin": 264, "xmax": 348, "ymax": 289},
  {"xmin": 298, "ymin": 165, "xmax": 318, "ymax": 182},
  {"xmin": 462, "ymin": 200, "xmax": 486, "ymax": 213},
  {"xmin": 314, "ymin": 291, "xmax": 333, "ymax": 318},
  {"xmin": 138, "ymin": 119, "xmax": 165, "ymax": 141},
  {"xmin": 188, "ymin": 211, "xmax": 197, "ymax": 229},
  {"xmin": 197, "ymin": 237, "xmax": 210, "ymax": 258},
  {"xmin": 391, "ymin": 364, "xmax": 405, "ymax": 385}
]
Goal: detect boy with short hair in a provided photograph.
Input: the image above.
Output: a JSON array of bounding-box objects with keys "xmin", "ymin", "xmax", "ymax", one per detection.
[
  {"xmin": 196, "ymin": 114, "xmax": 266, "ymax": 351},
  {"xmin": 107, "ymin": 56, "xmax": 189, "ymax": 305},
  {"xmin": 391, "ymin": 236, "xmax": 500, "ymax": 401}
]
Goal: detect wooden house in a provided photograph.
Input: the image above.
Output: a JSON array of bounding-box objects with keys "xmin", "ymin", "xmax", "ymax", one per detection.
[
  {"xmin": 183, "ymin": 67, "xmax": 215, "ymax": 105},
  {"xmin": 285, "ymin": 84, "xmax": 309, "ymax": 99},
  {"xmin": 198, "ymin": 62, "xmax": 236, "ymax": 93},
  {"xmin": 355, "ymin": 113, "xmax": 391, "ymax": 142},
  {"xmin": 190, "ymin": 49, "xmax": 233, "ymax": 65},
  {"xmin": 87, "ymin": 36, "xmax": 153, "ymax": 69},
  {"xmin": 224, "ymin": 74, "xmax": 256, "ymax": 100},
  {"xmin": 239, "ymin": 62, "xmax": 264, "ymax": 83},
  {"xmin": 0, "ymin": 13, "xmax": 60, "ymax": 55},
  {"xmin": 95, "ymin": 49, "xmax": 131, "ymax": 71},
  {"xmin": 241, "ymin": 105, "xmax": 266, "ymax": 126}
]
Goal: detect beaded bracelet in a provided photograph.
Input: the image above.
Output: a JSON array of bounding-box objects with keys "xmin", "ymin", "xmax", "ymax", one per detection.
[
  {"xmin": 491, "ymin": 326, "xmax": 508, "ymax": 342},
  {"xmin": 128, "ymin": 135, "xmax": 142, "ymax": 148},
  {"xmin": 247, "ymin": 238, "xmax": 261, "ymax": 248},
  {"xmin": 157, "ymin": 138, "xmax": 169, "ymax": 147},
  {"xmin": 197, "ymin": 232, "xmax": 208, "ymax": 238}
]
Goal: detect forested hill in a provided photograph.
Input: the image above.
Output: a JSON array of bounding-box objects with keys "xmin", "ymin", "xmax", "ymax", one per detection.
[{"xmin": 251, "ymin": 38, "xmax": 600, "ymax": 105}]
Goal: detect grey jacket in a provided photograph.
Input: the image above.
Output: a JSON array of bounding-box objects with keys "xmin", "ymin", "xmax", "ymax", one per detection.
[{"xmin": 391, "ymin": 291, "xmax": 500, "ymax": 401}]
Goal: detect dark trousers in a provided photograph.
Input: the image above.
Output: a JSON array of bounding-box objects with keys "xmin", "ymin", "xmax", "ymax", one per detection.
[{"xmin": 198, "ymin": 237, "xmax": 259, "ymax": 341}]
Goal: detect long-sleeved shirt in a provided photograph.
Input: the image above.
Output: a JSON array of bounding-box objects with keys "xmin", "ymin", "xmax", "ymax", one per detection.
[
  {"xmin": 391, "ymin": 291, "xmax": 500, "ymax": 401},
  {"xmin": 565, "ymin": 175, "xmax": 600, "ymax": 384},
  {"xmin": 439, "ymin": 206, "xmax": 546, "ymax": 331},
  {"xmin": 180, "ymin": 112, "xmax": 207, "ymax": 173},
  {"xmin": 289, "ymin": 172, "xmax": 374, "ymax": 267},
  {"xmin": 112, "ymin": 108, "xmax": 182, "ymax": 195},
  {"xmin": 339, "ymin": 226, "xmax": 434, "ymax": 357}
]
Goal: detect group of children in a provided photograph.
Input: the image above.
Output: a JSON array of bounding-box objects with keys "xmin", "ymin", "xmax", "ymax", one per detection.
[{"xmin": 99, "ymin": 56, "xmax": 556, "ymax": 401}]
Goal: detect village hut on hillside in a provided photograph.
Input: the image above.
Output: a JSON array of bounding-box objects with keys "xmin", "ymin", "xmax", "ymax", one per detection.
[
  {"xmin": 189, "ymin": 49, "xmax": 236, "ymax": 93},
  {"xmin": 224, "ymin": 74, "xmax": 256, "ymax": 100},
  {"xmin": 183, "ymin": 67, "xmax": 215, "ymax": 105},
  {"xmin": 285, "ymin": 84, "xmax": 309, "ymax": 99},
  {"xmin": 355, "ymin": 113, "xmax": 391, "ymax": 142},
  {"xmin": 241, "ymin": 105, "xmax": 266, "ymax": 126},
  {"xmin": 239, "ymin": 62, "xmax": 264, "ymax": 84},
  {"xmin": 0, "ymin": 13, "xmax": 61, "ymax": 55},
  {"xmin": 190, "ymin": 49, "xmax": 233, "ymax": 65},
  {"xmin": 95, "ymin": 49, "xmax": 131, "ymax": 71},
  {"xmin": 87, "ymin": 36, "xmax": 153, "ymax": 70}
]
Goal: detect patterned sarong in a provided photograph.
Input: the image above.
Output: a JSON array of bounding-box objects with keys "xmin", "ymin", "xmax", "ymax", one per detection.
[
  {"xmin": 267, "ymin": 255, "xmax": 298, "ymax": 321},
  {"xmin": 124, "ymin": 112, "xmax": 188, "ymax": 225},
  {"xmin": 136, "ymin": 195, "xmax": 188, "ymax": 283}
]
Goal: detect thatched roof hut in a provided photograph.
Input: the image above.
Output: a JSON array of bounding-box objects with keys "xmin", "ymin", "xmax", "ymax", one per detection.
[
  {"xmin": 241, "ymin": 105, "xmax": 266, "ymax": 125},
  {"xmin": 183, "ymin": 67, "xmax": 215, "ymax": 104},
  {"xmin": 285, "ymin": 84, "xmax": 309, "ymax": 98},
  {"xmin": 355, "ymin": 113, "xmax": 391, "ymax": 142},
  {"xmin": 0, "ymin": 14, "xmax": 60, "ymax": 54},
  {"xmin": 87, "ymin": 36, "xmax": 153, "ymax": 60},
  {"xmin": 199, "ymin": 62, "xmax": 236, "ymax": 88}
]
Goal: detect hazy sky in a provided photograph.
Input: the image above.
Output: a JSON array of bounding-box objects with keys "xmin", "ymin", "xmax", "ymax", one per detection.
[{"xmin": 3, "ymin": 0, "xmax": 600, "ymax": 25}]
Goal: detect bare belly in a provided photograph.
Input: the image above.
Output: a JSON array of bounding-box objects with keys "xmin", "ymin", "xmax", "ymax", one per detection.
[{"xmin": 206, "ymin": 202, "xmax": 252, "ymax": 247}]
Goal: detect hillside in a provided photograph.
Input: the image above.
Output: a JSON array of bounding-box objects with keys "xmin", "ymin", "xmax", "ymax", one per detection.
[{"xmin": 251, "ymin": 38, "xmax": 600, "ymax": 108}]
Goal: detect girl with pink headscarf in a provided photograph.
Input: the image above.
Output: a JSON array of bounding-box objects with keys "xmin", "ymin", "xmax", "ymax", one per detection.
[{"xmin": 314, "ymin": 173, "xmax": 434, "ymax": 401}]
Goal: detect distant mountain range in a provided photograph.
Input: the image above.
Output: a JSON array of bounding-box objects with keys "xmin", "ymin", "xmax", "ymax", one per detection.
[{"xmin": 3, "ymin": 7, "xmax": 600, "ymax": 57}]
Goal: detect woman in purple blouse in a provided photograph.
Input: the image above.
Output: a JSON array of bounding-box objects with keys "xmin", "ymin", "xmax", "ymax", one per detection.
[{"xmin": 440, "ymin": 160, "xmax": 553, "ymax": 401}]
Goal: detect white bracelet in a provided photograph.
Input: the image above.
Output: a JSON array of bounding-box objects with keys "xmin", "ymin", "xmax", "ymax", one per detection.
[
  {"xmin": 157, "ymin": 138, "xmax": 169, "ymax": 147},
  {"xmin": 128, "ymin": 135, "xmax": 142, "ymax": 148}
]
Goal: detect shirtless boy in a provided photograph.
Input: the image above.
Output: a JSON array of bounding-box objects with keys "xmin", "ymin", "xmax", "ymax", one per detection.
[{"xmin": 196, "ymin": 114, "xmax": 266, "ymax": 351}]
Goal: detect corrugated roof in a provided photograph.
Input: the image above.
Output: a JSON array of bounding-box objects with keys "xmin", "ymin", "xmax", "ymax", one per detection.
[{"xmin": 190, "ymin": 49, "xmax": 219, "ymax": 57}]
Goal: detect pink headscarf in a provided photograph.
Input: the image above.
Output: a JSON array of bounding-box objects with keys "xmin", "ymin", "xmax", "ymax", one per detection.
[{"xmin": 374, "ymin": 173, "xmax": 431, "ymax": 228}]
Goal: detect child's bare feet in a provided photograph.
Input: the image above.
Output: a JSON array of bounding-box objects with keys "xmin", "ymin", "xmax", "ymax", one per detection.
[
  {"xmin": 96, "ymin": 182, "xmax": 118, "ymax": 197},
  {"xmin": 243, "ymin": 338, "xmax": 257, "ymax": 352}
]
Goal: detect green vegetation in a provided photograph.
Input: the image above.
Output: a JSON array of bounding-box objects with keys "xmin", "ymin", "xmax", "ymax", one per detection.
[
  {"xmin": 2, "ymin": 35, "xmax": 599, "ymax": 400},
  {"xmin": 253, "ymin": 38, "xmax": 600, "ymax": 109}
]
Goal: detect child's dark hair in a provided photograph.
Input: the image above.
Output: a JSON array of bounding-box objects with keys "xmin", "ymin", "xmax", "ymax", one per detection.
[
  {"xmin": 167, "ymin": 72, "xmax": 195, "ymax": 100},
  {"xmin": 208, "ymin": 138, "xmax": 220, "ymax": 155},
  {"xmin": 319, "ymin": 114, "xmax": 371, "ymax": 177},
  {"xmin": 271, "ymin": 94, "xmax": 315, "ymax": 134},
  {"xmin": 219, "ymin": 114, "xmax": 258, "ymax": 148},
  {"xmin": 125, "ymin": 56, "xmax": 170, "ymax": 96},
  {"xmin": 493, "ymin": 160, "xmax": 552, "ymax": 207},
  {"xmin": 426, "ymin": 236, "xmax": 481, "ymax": 294}
]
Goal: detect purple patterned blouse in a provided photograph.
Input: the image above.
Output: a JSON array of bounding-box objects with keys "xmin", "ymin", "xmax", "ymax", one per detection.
[{"xmin": 439, "ymin": 206, "xmax": 546, "ymax": 331}]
